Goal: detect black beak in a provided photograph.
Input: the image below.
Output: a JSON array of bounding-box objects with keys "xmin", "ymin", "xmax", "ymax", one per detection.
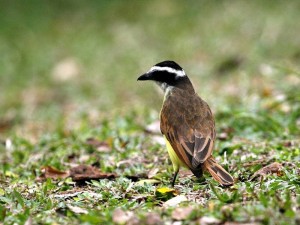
[{"xmin": 137, "ymin": 72, "xmax": 152, "ymax": 81}]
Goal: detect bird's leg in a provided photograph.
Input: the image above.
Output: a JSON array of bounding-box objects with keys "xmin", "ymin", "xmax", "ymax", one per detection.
[{"xmin": 171, "ymin": 170, "xmax": 179, "ymax": 187}]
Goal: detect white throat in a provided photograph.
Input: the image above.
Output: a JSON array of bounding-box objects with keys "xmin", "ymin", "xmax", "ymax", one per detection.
[{"xmin": 157, "ymin": 82, "xmax": 174, "ymax": 95}]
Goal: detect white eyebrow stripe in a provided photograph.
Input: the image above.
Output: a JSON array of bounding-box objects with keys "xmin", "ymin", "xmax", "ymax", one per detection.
[{"xmin": 149, "ymin": 66, "xmax": 186, "ymax": 77}]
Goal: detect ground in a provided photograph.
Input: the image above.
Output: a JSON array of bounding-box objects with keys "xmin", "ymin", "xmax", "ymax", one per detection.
[{"xmin": 0, "ymin": 1, "xmax": 299, "ymax": 225}]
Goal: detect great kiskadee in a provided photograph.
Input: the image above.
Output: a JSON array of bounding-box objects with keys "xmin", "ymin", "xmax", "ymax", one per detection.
[{"xmin": 137, "ymin": 60, "xmax": 234, "ymax": 186}]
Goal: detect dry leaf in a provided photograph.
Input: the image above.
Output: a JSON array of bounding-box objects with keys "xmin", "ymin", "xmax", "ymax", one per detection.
[
  {"xmin": 126, "ymin": 216, "xmax": 140, "ymax": 225},
  {"xmin": 163, "ymin": 195, "xmax": 188, "ymax": 207},
  {"xmin": 145, "ymin": 212, "xmax": 163, "ymax": 225},
  {"xmin": 224, "ymin": 222, "xmax": 260, "ymax": 225},
  {"xmin": 198, "ymin": 216, "xmax": 220, "ymax": 225},
  {"xmin": 37, "ymin": 166, "xmax": 70, "ymax": 181},
  {"xmin": 178, "ymin": 170, "xmax": 193, "ymax": 177},
  {"xmin": 135, "ymin": 179, "xmax": 160, "ymax": 186},
  {"xmin": 86, "ymin": 137, "xmax": 111, "ymax": 152},
  {"xmin": 251, "ymin": 162, "xmax": 284, "ymax": 180},
  {"xmin": 67, "ymin": 204, "xmax": 88, "ymax": 214},
  {"xmin": 242, "ymin": 159, "xmax": 269, "ymax": 167},
  {"xmin": 171, "ymin": 206, "xmax": 194, "ymax": 220},
  {"xmin": 70, "ymin": 165, "xmax": 116, "ymax": 181},
  {"xmin": 36, "ymin": 165, "xmax": 116, "ymax": 182},
  {"xmin": 112, "ymin": 208, "xmax": 134, "ymax": 225}
]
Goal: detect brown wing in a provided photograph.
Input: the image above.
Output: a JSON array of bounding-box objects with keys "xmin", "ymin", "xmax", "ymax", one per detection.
[
  {"xmin": 203, "ymin": 156, "xmax": 234, "ymax": 186},
  {"xmin": 160, "ymin": 89, "xmax": 215, "ymax": 171}
]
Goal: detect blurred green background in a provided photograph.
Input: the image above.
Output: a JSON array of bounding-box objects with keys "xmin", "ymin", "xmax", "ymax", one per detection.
[
  {"xmin": 1, "ymin": 2, "xmax": 300, "ymax": 224},
  {"xmin": 1, "ymin": 0, "xmax": 300, "ymax": 137}
]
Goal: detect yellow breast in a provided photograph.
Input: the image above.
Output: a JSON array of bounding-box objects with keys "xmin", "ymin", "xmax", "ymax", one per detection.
[{"xmin": 163, "ymin": 136, "xmax": 186, "ymax": 172}]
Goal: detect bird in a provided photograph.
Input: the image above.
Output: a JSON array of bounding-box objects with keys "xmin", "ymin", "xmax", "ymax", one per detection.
[{"xmin": 137, "ymin": 60, "xmax": 234, "ymax": 187}]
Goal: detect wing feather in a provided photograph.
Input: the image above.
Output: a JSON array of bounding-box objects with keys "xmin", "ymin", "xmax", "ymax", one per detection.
[
  {"xmin": 160, "ymin": 90, "xmax": 216, "ymax": 171},
  {"xmin": 203, "ymin": 156, "xmax": 234, "ymax": 186}
]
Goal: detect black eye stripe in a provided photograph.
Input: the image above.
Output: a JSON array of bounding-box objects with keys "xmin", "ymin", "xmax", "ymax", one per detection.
[{"xmin": 152, "ymin": 71, "xmax": 184, "ymax": 85}]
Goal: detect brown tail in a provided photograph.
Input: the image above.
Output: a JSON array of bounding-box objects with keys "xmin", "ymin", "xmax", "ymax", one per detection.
[{"xmin": 203, "ymin": 156, "xmax": 234, "ymax": 186}]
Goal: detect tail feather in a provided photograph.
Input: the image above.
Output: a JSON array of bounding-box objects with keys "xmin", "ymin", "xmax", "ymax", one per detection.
[{"xmin": 203, "ymin": 156, "xmax": 234, "ymax": 186}]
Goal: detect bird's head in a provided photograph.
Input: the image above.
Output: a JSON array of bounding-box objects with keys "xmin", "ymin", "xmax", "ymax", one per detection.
[{"xmin": 137, "ymin": 60, "xmax": 194, "ymax": 93}]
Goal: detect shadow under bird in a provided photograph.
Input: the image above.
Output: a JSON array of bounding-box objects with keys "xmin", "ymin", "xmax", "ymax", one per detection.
[{"xmin": 137, "ymin": 60, "xmax": 234, "ymax": 186}]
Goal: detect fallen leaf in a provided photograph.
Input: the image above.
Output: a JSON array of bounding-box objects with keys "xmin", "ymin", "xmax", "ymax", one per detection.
[
  {"xmin": 163, "ymin": 195, "xmax": 188, "ymax": 207},
  {"xmin": 251, "ymin": 162, "xmax": 284, "ymax": 180},
  {"xmin": 126, "ymin": 216, "xmax": 140, "ymax": 225},
  {"xmin": 178, "ymin": 170, "xmax": 193, "ymax": 177},
  {"xmin": 282, "ymin": 161, "xmax": 299, "ymax": 170},
  {"xmin": 155, "ymin": 187, "xmax": 178, "ymax": 201},
  {"xmin": 70, "ymin": 165, "xmax": 116, "ymax": 181},
  {"xmin": 37, "ymin": 166, "xmax": 70, "ymax": 181},
  {"xmin": 224, "ymin": 222, "xmax": 260, "ymax": 225},
  {"xmin": 171, "ymin": 206, "xmax": 194, "ymax": 220},
  {"xmin": 67, "ymin": 204, "xmax": 88, "ymax": 214},
  {"xmin": 198, "ymin": 216, "xmax": 221, "ymax": 225},
  {"xmin": 36, "ymin": 165, "xmax": 116, "ymax": 182},
  {"xmin": 86, "ymin": 137, "xmax": 111, "ymax": 152},
  {"xmin": 135, "ymin": 179, "xmax": 160, "ymax": 186},
  {"xmin": 144, "ymin": 212, "xmax": 163, "ymax": 225},
  {"xmin": 242, "ymin": 159, "xmax": 270, "ymax": 167},
  {"xmin": 112, "ymin": 208, "xmax": 135, "ymax": 225}
]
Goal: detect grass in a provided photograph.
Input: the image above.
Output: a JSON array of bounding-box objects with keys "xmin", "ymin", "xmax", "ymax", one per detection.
[{"xmin": 0, "ymin": 1, "xmax": 300, "ymax": 224}]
